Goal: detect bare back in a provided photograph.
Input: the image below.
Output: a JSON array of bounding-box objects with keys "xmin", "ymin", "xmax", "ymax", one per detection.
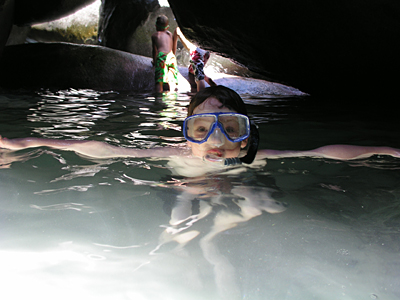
[{"xmin": 152, "ymin": 30, "xmax": 174, "ymax": 54}]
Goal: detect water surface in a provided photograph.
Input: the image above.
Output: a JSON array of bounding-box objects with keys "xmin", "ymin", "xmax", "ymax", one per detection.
[{"xmin": 0, "ymin": 88, "xmax": 399, "ymax": 300}]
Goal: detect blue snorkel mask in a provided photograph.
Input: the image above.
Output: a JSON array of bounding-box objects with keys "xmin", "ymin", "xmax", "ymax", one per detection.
[{"xmin": 183, "ymin": 112, "xmax": 259, "ymax": 166}]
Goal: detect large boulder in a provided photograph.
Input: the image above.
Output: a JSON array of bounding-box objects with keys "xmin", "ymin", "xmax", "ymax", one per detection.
[
  {"xmin": 14, "ymin": 0, "xmax": 97, "ymax": 25},
  {"xmin": 98, "ymin": 0, "xmax": 159, "ymax": 51},
  {"xmin": 168, "ymin": 0, "xmax": 400, "ymax": 97},
  {"xmin": 0, "ymin": 42, "xmax": 155, "ymax": 91}
]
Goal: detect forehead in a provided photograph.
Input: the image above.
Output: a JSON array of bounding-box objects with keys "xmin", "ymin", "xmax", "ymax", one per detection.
[{"xmin": 193, "ymin": 96, "xmax": 236, "ymax": 114}]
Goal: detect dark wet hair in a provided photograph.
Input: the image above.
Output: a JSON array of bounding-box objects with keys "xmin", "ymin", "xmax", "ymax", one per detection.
[
  {"xmin": 187, "ymin": 86, "xmax": 248, "ymax": 117},
  {"xmin": 156, "ymin": 15, "xmax": 169, "ymax": 31}
]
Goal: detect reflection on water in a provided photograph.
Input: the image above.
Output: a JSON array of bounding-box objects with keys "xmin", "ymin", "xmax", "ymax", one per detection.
[
  {"xmin": 1, "ymin": 89, "xmax": 400, "ymax": 299},
  {"xmin": 26, "ymin": 89, "xmax": 188, "ymax": 145}
]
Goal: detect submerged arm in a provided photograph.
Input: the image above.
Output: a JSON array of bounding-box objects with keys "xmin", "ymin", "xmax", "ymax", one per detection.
[
  {"xmin": 0, "ymin": 136, "xmax": 182, "ymax": 159},
  {"xmin": 258, "ymin": 145, "xmax": 400, "ymax": 160}
]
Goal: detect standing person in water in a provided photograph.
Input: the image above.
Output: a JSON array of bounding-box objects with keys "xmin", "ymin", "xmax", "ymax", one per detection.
[
  {"xmin": 151, "ymin": 15, "xmax": 179, "ymax": 93},
  {"xmin": 1, "ymin": 85, "xmax": 399, "ymax": 175},
  {"xmin": 173, "ymin": 27, "xmax": 217, "ymax": 92}
]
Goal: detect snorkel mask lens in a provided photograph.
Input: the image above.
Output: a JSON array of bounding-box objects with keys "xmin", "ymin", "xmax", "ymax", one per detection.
[{"xmin": 183, "ymin": 113, "xmax": 250, "ymax": 144}]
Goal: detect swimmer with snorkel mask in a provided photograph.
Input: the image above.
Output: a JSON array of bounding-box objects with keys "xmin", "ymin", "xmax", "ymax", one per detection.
[
  {"xmin": 1, "ymin": 85, "xmax": 400, "ymax": 174},
  {"xmin": 2, "ymin": 85, "xmax": 400, "ymax": 248},
  {"xmin": 0, "ymin": 85, "xmax": 278, "ymax": 252},
  {"xmin": 0, "ymin": 86, "xmax": 260, "ymax": 175},
  {"xmin": 183, "ymin": 85, "xmax": 259, "ymax": 166}
]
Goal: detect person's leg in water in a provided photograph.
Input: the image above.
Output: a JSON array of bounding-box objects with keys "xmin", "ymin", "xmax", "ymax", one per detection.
[
  {"xmin": 156, "ymin": 82, "xmax": 164, "ymax": 93},
  {"xmin": 166, "ymin": 52, "xmax": 179, "ymax": 92},
  {"xmin": 168, "ymin": 69, "xmax": 178, "ymax": 92}
]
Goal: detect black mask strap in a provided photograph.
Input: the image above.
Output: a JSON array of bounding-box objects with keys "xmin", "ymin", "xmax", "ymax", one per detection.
[{"xmin": 224, "ymin": 121, "xmax": 259, "ymax": 166}]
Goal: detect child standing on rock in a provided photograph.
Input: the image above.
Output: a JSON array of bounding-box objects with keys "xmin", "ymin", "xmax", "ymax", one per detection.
[
  {"xmin": 173, "ymin": 27, "xmax": 216, "ymax": 92},
  {"xmin": 151, "ymin": 15, "xmax": 179, "ymax": 93}
]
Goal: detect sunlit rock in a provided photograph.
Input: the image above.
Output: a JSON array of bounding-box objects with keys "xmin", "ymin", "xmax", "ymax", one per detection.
[
  {"xmin": 14, "ymin": 0, "xmax": 97, "ymax": 25},
  {"xmin": 28, "ymin": 0, "xmax": 100, "ymax": 44}
]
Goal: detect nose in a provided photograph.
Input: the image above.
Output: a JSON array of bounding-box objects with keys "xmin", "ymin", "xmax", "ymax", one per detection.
[{"xmin": 208, "ymin": 127, "xmax": 225, "ymax": 147}]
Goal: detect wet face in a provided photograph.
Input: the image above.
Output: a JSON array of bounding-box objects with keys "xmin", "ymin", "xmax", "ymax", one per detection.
[{"xmin": 187, "ymin": 97, "xmax": 248, "ymax": 160}]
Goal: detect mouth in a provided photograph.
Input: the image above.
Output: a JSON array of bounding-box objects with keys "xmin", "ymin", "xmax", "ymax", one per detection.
[{"xmin": 204, "ymin": 149, "xmax": 224, "ymax": 162}]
